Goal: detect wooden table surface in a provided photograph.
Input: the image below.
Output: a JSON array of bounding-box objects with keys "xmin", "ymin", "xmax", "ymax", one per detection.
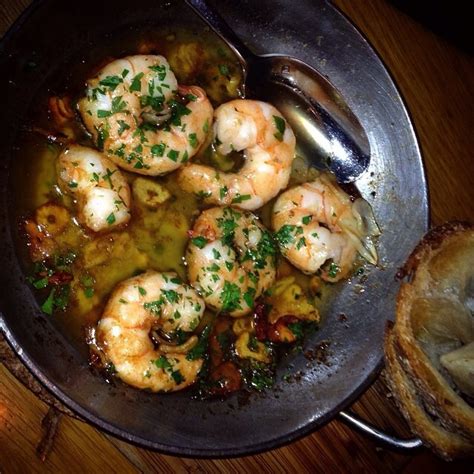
[{"xmin": 0, "ymin": 0, "xmax": 473, "ymax": 472}]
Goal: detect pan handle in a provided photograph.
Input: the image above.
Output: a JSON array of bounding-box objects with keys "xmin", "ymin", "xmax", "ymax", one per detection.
[{"xmin": 338, "ymin": 410, "xmax": 423, "ymax": 452}]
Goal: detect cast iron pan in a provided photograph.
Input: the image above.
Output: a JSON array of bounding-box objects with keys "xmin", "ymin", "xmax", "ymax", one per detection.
[{"xmin": 0, "ymin": 0, "xmax": 428, "ymax": 457}]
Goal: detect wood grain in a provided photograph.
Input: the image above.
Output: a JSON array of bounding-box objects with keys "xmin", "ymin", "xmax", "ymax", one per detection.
[{"xmin": 1, "ymin": 0, "xmax": 473, "ymax": 472}]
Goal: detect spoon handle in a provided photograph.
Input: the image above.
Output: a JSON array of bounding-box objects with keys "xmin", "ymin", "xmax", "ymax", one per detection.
[{"xmin": 184, "ymin": 0, "xmax": 255, "ymax": 63}]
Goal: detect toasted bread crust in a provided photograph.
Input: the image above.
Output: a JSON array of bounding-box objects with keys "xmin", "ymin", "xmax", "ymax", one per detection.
[
  {"xmin": 385, "ymin": 325, "xmax": 474, "ymax": 459},
  {"xmin": 385, "ymin": 222, "xmax": 474, "ymax": 459}
]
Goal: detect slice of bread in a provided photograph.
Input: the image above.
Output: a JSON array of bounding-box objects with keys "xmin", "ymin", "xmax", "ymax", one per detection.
[{"xmin": 385, "ymin": 222, "xmax": 474, "ymax": 459}]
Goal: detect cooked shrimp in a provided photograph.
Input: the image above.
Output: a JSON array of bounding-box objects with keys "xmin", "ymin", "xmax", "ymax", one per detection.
[
  {"xmin": 96, "ymin": 271, "xmax": 205, "ymax": 392},
  {"xmin": 272, "ymin": 173, "xmax": 379, "ymax": 282},
  {"xmin": 186, "ymin": 207, "xmax": 277, "ymax": 317},
  {"xmin": 78, "ymin": 55, "xmax": 213, "ymax": 176},
  {"xmin": 57, "ymin": 144, "xmax": 131, "ymax": 232},
  {"xmin": 177, "ymin": 99, "xmax": 296, "ymax": 210}
]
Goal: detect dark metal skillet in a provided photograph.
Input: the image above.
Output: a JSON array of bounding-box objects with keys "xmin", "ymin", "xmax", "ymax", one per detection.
[{"xmin": 0, "ymin": 0, "xmax": 428, "ymax": 457}]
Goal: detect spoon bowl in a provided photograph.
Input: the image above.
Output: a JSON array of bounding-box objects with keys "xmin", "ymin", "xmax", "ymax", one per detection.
[{"xmin": 185, "ymin": 0, "xmax": 371, "ymax": 183}]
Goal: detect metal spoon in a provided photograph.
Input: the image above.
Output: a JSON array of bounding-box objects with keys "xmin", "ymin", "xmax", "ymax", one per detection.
[{"xmin": 185, "ymin": 0, "xmax": 370, "ymax": 183}]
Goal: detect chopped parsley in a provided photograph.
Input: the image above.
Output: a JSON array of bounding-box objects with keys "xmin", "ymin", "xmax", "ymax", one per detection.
[
  {"xmin": 168, "ymin": 99, "xmax": 191, "ymax": 126},
  {"xmin": 220, "ymin": 281, "xmax": 242, "ymax": 313},
  {"xmin": 161, "ymin": 289, "xmax": 179, "ymax": 304},
  {"xmin": 129, "ymin": 72, "xmax": 144, "ymax": 92},
  {"xmin": 191, "ymin": 236, "xmax": 208, "ymax": 248},
  {"xmin": 188, "ymin": 132, "xmax": 198, "ymax": 149},
  {"xmin": 117, "ymin": 120, "xmax": 130, "ymax": 136},
  {"xmin": 302, "ymin": 215, "xmax": 312, "ymax": 225},
  {"xmin": 167, "ymin": 149, "xmax": 179, "ymax": 162},
  {"xmin": 273, "ymin": 115, "xmax": 286, "ymax": 141},
  {"xmin": 328, "ymin": 262, "xmax": 340, "ymax": 278},
  {"xmin": 231, "ymin": 194, "xmax": 251, "ymax": 204},
  {"xmin": 186, "ymin": 325, "xmax": 211, "ymax": 361},
  {"xmin": 274, "ymin": 224, "xmax": 303, "ymax": 247},
  {"xmin": 99, "ymin": 75, "xmax": 123, "ymax": 91},
  {"xmin": 219, "ymin": 186, "xmax": 228, "ymax": 200},
  {"xmin": 144, "ymin": 298, "xmax": 164, "ymax": 315},
  {"xmin": 218, "ymin": 64, "xmax": 230, "ymax": 76},
  {"xmin": 106, "ymin": 212, "xmax": 116, "ymax": 225},
  {"xmin": 150, "ymin": 143, "xmax": 165, "ymax": 156}
]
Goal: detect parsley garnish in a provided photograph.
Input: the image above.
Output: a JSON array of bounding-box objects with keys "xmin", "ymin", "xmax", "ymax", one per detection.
[
  {"xmin": 106, "ymin": 213, "xmax": 116, "ymax": 225},
  {"xmin": 220, "ymin": 281, "xmax": 242, "ymax": 312},
  {"xmin": 191, "ymin": 236, "xmax": 208, "ymax": 248},
  {"xmin": 328, "ymin": 262, "xmax": 340, "ymax": 278},
  {"xmin": 188, "ymin": 133, "xmax": 198, "ymax": 149},
  {"xmin": 129, "ymin": 72, "xmax": 144, "ymax": 92},
  {"xmin": 167, "ymin": 149, "xmax": 179, "ymax": 162},
  {"xmin": 151, "ymin": 143, "xmax": 165, "ymax": 156},
  {"xmin": 231, "ymin": 194, "xmax": 251, "ymax": 204},
  {"xmin": 273, "ymin": 115, "xmax": 286, "ymax": 141},
  {"xmin": 99, "ymin": 75, "xmax": 123, "ymax": 91},
  {"xmin": 218, "ymin": 64, "xmax": 230, "ymax": 76}
]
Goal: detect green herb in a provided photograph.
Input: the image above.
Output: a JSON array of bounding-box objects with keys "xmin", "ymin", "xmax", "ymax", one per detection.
[
  {"xmin": 288, "ymin": 321, "xmax": 304, "ymax": 339},
  {"xmin": 217, "ymin": 208, "xmax": 240, "ymax": 246},
  {"xmin": 167, "ymin": 149, "xmax": 179, "ymax": 162},
  {"xmin": 245, "ymin": 362, "xmax": 274, "ymax": 391},
  {"xmin": 99, "ymin": 75, "xmax": 123, "ymax": 90},
  {"xmin": 296, "ymin": 237, "xmax": 306, "ymax": 250},
  {"xmin": 203, "ymin": 119, "xmax": 209, "ymax": 134},
  {"xmin": 121, "ymin": 69, "xmax": 129, "ymax": 78},
  {"xmin": 138, "ymin": 286, "xmax": 147, "ymax": 296},
  {"xmin": 247, "ymin": 335, "xmax": 259, "ymax": 352},
  {"xmin": 170, "ymin": 276, "xmax": 181, "ymax": 284},
  {"xmin": 170, "ymin": 369, "xmax": 184, "ymax": 385},
  {"xmin": 273, "ymin": 115, "xmax": 286, "ymax": 141},
  {"xmin": 106, "ymin": 213, "xmax": 116, "ymax": 225},
  {"xmin": 188, "ymin": 132, "xmax": 198, "ymax": 149},
  {"xmin": 191, "ymin": 236, "xmax": 208, "ymax": 248},
  {"xmin": 328, "ymin": 262, "xmax": 340, "ymax": 278},
  {"xmin": 168, "ymin": 99, "xmax": 191, "ymax": 126},
  {"xmin": 68, "ymin": 181, "xmax": 78, "ymax": 188},
  {"xmin": 231, "ymin": 194, "xmax": 251, "ymax": 204},
  {"xmin": 32, "ymin": 277, "xmax": 49, "ymax": 289},
  {"xmin": 129, "ymin": 72, "xmax": 144, "ymax": 92},
  {"xmin": 218, "ymin": 64, "xmax": 230, "ymax": 76},
  {"xmin": 161, "ymin": 289, "xmax": 179, "ymax": 304},
  {"xmin": 149, "ymin": 64, "xmax": 167, "ymax": 81},
  {"xmin": 274, "ymin": 224, "xmax": 303, "ymax": 247},
  {"xmin": 243, "ymin": 287, "xmax": 256, "ymax": 308},
  {"xmin": 150, "ymin": 143, "xmax": 165, "ymax": 156},
  {"xmin": 140, "ymin": 94, "xmax": 165, "ymax": 112},
  {"xmin": 154, "ymin": 355, "xmax": 172, "ymax": 369},
  {"xmin": 219, "ymin": 186, "xmax": 228, "ymax": 200},
  {"xmin": 302, "ymin": 215, "xmax": 312, "ymax": 225},
  {"xmin": 84, "ymin": 287, "xmax": 94, "ymax": 298},
  {"xmin": 117, "ymin": 120, "xmax": 130, "ymax": 136},
  {"xmin": 225, "ymin": 261, "xmax": 234, "ymax": 271},
  {"xmin": 220, "ymin": 281, "xmax": 241, "ymax": 313},
  {"xmin": 144, "ymin": 298, "xmax": 164, "ymax": 315},
  {"xmin": 186, "ymin": 325, "xmax": 212, "ymax": 361},
  {"xmin": 212, "ymin": 248, "xmax": 221, "ymax": 260},
  {"xmin": 185, "ymin": 93, "xmax": 197, "ymax": 102},
  {"xmin": 41, "ymin": 288, "xmax": 56, "ymax": 315}
]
